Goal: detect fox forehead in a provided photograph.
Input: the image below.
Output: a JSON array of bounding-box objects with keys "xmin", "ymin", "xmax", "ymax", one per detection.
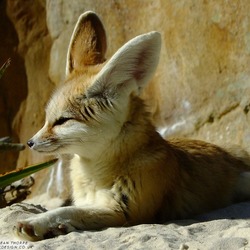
[{"xmin": 46, "ymin": 66, "xmax": 103, "ymax": 118}]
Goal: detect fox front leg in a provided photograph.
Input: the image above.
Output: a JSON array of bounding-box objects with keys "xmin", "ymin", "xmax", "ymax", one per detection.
[
  {"xmin": 14, "ymin": 208, "xmax": 78, "ymax": 241},
  {"xmin": 14, "ymin": 206, "xmax": 125, "ymax": 241}
]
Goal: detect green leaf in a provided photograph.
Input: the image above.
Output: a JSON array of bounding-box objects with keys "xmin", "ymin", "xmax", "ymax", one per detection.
[
  {"xmin": 0, "ymin": 142, "xmax": 25, "ymax": 151},
  {"xmin": 0, "ymin": 137, "xmax": 25, "ymax": 151},
  {"xmin": 0, "ymin": 58, "xmax": 11, "ymax": 79},
  {"xmin": 0, "ymin": 158, "xmax": 58, "ymax": 188}
]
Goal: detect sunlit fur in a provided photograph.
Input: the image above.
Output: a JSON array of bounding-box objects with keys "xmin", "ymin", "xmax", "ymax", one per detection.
[{"xmin": 15, "ymin": 11, "xmax": 250, "ymax": 241}]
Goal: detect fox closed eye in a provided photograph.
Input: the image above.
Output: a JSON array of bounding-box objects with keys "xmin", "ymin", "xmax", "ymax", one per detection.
[{"xmin": 53, "ymin": 117, "xmax": 73, "ymax": 126}]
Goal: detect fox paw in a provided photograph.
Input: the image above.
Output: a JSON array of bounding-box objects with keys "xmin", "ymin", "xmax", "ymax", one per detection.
[{"xmin": 13, "ymin": 217, "xmax": 76, "ymax": 241}]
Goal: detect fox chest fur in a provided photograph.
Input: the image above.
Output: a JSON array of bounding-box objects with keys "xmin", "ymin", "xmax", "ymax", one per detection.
[{"xmin": 70, "ymin": 134, "xmax": 250, "ymax": 224}]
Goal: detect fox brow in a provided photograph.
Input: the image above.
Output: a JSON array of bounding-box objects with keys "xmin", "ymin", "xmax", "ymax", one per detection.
[{"xmin": 65, "ymin": 94, "xmax": 114, "ymax": 122}]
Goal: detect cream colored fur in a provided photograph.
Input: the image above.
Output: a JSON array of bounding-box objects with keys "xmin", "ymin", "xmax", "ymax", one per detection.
[{"xmin": 14, "ymin": 11, "xmax": 250, "ymax": 241}]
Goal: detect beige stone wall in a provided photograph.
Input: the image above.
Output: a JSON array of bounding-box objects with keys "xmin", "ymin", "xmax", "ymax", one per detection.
[{"xmin": 2, "ymin": 0, "xmax": 250, "ymax": 199}]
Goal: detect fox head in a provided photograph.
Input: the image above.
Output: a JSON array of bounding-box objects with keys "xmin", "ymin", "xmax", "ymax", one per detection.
[{"xmin": 27, "ymin": 11, "xmax": 161, "ymax": 160}]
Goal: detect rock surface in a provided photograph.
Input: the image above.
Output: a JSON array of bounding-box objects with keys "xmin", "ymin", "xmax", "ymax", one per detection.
[
  {"xmin": 1, "ymin": 0, "xmax": 250, "ymax": 207},
  {"xmin": 1, "ymin": 202, "xmax": 250, "ymax": 249}
]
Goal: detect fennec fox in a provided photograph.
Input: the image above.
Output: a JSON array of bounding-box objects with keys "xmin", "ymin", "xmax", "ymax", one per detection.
[{"xmin": 15, "ymin": 11, "xmax": 250, "ymax": 241}]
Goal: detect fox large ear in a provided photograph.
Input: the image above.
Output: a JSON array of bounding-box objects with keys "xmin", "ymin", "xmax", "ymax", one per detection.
[
  {"xmin": 66, "ymin": 11, "xmax": 107, "ymax": 76},
  {"xmin": 87, "ymin": 31, "xmax": 161, "ymax": 98}
]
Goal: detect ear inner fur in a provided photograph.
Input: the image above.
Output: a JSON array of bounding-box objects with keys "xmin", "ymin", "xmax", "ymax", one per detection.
[
  {"xmin": 66, "ymin": 11, "xmax": 107, "ymax": 75},
  {"xmin": 86, "ymin": 32, "xmax": 161, "ymax": 99}
]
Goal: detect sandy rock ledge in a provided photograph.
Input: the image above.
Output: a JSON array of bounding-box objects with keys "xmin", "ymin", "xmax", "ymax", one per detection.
[{"xmin": 1, "ymin": 202, "xmax": 250, "ymax": 250}]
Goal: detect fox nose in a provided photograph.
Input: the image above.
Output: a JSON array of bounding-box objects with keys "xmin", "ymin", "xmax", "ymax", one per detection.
[{"xmin": 27, "ymin": 140, "xmax": 34, "ymax": 148}]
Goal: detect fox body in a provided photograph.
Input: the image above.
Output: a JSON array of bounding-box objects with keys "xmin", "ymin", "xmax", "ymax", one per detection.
[{"xmin": 15, "ymin": 11, "xmax": 250, "ymax": 241}]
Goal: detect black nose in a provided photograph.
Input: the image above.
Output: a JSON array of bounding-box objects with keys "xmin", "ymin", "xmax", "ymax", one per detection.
[{"xmin": 27, "ymin": 140, "xmax": 34, "ymax": 148}]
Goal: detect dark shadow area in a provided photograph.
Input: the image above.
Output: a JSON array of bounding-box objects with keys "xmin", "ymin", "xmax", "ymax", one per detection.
[
  {"xmin": 0, "ymin": 0, "xmax": 28, "ymax": 173},
  {"xmin": 170, "ymin": 201, "xmax": 250, "ymax": 227},
  {"xmin": 195, "ymin": 201, "xmax": 250, "ymax": 221}
]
